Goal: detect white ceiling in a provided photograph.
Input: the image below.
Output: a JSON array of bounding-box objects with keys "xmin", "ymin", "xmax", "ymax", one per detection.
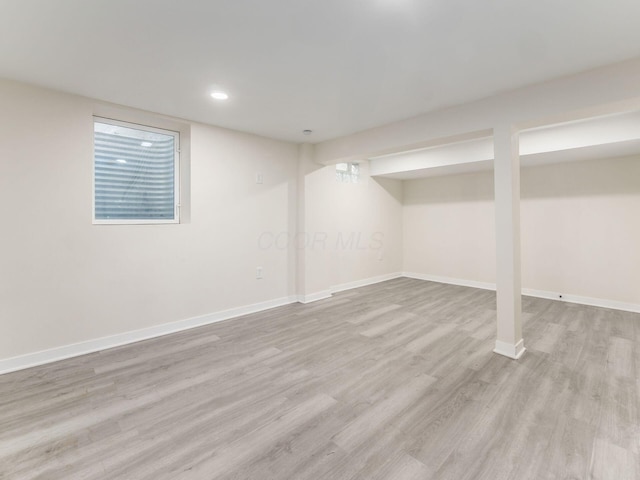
[{"xmin": 2, "ymin": 1, "xmax": 640, "ymax": 143}]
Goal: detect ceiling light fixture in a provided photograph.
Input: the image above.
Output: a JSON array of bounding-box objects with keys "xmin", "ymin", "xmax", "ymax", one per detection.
[
  {"xmin": 303, "ymin": 129, "xmax": 312, "ymax": 135},
  {"xmin": 211, "ymin": 91, "xmax": 229, "ymax": 100}
]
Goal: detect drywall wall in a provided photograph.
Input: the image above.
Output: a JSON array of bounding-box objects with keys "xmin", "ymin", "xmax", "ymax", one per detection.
[
  {"xmin": 403, "ymin": 156, "xmax": 640, "ymax": 306},
  {"xmin": 520, "ymin": 156, "xmax": 640, "ymax": 305},
  {"xmin": 0, "ymin": 79, "xmax": 406, "ymax": 366},
  {"xmin": 0, "ymin": 79, "xmax": 298, "ymax": 361},
  {"xmin": 301, "ymin": 159, "xmax": 404, "ymax": 297},
  {"xmin": 403, "ymin": 171, "xmax": 496, "ymax": 284}
]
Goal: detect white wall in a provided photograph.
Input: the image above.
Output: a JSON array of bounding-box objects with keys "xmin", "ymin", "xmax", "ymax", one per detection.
[
  {"xmin": 403, "ymin": 156, "xmax": 640, "ymax": 306},
  {"xmin": 0, "ymin": 79, "xmax": 406, "ymax": 366},
  {"xmin": 403, "ymin": 172, "xmax": 496, "ymax": 284},
  {"xmin": 521, "ymin": 157, "xmax": 640, "ymax": 304},
  {"xmin": 3, "ymin": 70, "xmax": 637, "ymax": 367},
  {"xmin": 0, "ymin": 79, "xmax": 298, "ymax": 361},
  {"xmin": 301, "ymin": 159, "xmax": 404, "ymax": 297}
]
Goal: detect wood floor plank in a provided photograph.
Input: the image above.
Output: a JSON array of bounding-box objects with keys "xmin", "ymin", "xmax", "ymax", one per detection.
[
  {"xmin": 0, "ymin": 278, "xmax": 638, "ymax": 479},
  {"xmin": 369, "ymin": 453, "xmax": 431, "ymax": 480},
  {"xmin": 332, "ymin": 373, "xmax": 436, "ymax": 453},
  {"xmin": 590, "ymin": 438, "xmax": 639, "ymax": 480}
]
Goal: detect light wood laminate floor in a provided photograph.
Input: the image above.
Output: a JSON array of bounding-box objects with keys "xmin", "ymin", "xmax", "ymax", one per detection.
[{"xmin": 1, "ymin": 278, "xmax": 639, "ymax": 479}]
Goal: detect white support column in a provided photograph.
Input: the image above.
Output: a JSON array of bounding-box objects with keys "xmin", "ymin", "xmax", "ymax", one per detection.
[
  {"xmin": 296, "ymin": 143, "xmax": 314, "ymax": 299},
  {"xmin": 493, "ymin": 125, "xmax": 526, "ymax": 359},
  {"xmin": 295, "ymin": 143, "xmax": 333, "ymax": 303}
]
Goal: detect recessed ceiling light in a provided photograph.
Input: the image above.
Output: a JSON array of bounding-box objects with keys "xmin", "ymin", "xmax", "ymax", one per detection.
[
  {"xmin": 140, "ymin": 141, "xmax": 153, "ymax": 147},
  {"xmin": 115, "ymin": 159, "xmax": 127, "ymax": 164},
  {"xmin": 303, "ymin": 129, "xmax": 312, "ymax": 135},
  {"xmin": 211, "ymin": 91, "xmax": 229, "ymax": 100}
]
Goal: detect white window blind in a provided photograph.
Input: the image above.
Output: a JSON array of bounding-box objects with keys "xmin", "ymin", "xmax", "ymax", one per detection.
[{"xmin": 93, "ymin": 118, "xmax": 179, "ymax": 223}]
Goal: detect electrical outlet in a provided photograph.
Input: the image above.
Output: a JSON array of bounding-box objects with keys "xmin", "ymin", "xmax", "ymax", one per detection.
[
  {"xmin": 256, "ymin": 267, "xmax": 263, "ymax": 279},
  {"xmin": 256, "ymin": 173, "xmax": 263, "ymax": 184}
]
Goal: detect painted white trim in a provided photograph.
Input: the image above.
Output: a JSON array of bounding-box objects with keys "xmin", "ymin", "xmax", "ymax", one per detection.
[
  {"xmin": 331, "ymin": 272, "xmax": 403, "ymax": 294},
  {"xmin": 5, "ymin": 271, "xmax": 635, "ymax": 375},
  {"xmin": 521, "ymin": 288, "xmax": 640, "ymax": 314},
  {"xmin": 0, "ymin": 296, "xmax": 297, "ymax": 376},
  {"xmin": 402, "ymin": 272, "xmax": 495, "ymax": 291},
  {"xmin": 92, "ymin": 116, "xmax": 181, "ymax": 225},
  {"xmin": 402, "ymin": 272, "xmax": 640, "ymax": 314},
  {"xmin": 298, "ymin": 272, "xmax": 403, "ymax": 303},
  {"xmin": 0, "ymin": 272, "xmax": 405, "ymax": 375},
  {"xmin": 296, "ymin": 290, "xmax": 333, "ymax": 304},
  {"xmin": 494, "ymin": 339, "xmax": 526, "ymax": 360}
]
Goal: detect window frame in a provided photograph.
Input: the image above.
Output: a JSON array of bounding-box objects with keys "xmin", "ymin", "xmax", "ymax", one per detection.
[
  {"xmin": 336, "ymin": 161, "xmax": 360, "ymax": 183},
  {"xmin": 92, "ymin": 116, "xmax": 181, "ymax": 225}
]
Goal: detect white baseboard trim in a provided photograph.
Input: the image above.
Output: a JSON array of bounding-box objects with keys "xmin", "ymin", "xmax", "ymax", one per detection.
[
  {"xmin": 331, "ymin": 272, "xmax": 403, "ymax": 294},
  {"xmin": 297, "ymin": 272, "xmax": 403, "ymax": 304},
  {"xmin": 521, "ymin": 288, "xmax": 640, "ymax": 314},
  {"xmin": 0, "ymin": 295, "xmax": 298, "ymax": 376},
  {"xmin": 5, "ymin": 271, "xmax": 636, "ymax": 376},
  {"xmin": 494, "ymin": 339, "xmax": 526, "ymax": 360},
  {"xmin": 402, "ymin": 272, "xmax": 640, "ymax": 314},
  {"xmin": 402, "ymin": 272, "xmax": 495, "ymax": 291},
  {"xmin": 0, "ymin": 272, "xmax": 406, "ymax": 375},
  {"xmin": 297, "ymin": 290, "xmax": 333, "ymax": 304}
]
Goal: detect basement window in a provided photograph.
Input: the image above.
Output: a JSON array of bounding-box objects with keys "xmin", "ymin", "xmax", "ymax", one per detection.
[
  {"xmin": 336, "ymin": 162, "xmax": 360, "ymax": 183},
  {"xmin": 93, "ymin": 117, "xmax": 180, "ymax": 224}
]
